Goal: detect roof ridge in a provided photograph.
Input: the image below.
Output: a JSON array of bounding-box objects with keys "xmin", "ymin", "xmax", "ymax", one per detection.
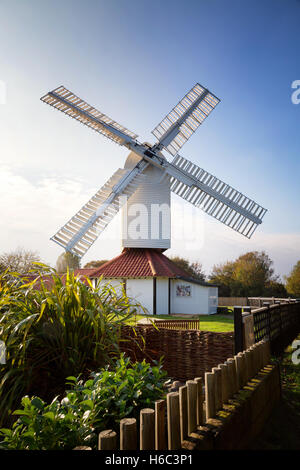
[
  {"xmin": 160, "ymin": 252, "xmax": 194, "ymax": 278},
  {"xmin": 152, "ymin": 250, "xmax": 174, "ymax": 277},
  {"xmin": 145, "ymin": 249, "xmax": 158, "ymax": 276}
]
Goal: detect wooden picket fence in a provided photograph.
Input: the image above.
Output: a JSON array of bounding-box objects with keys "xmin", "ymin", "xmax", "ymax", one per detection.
[
  {"xmin": 75, "ymin": 339, "xmax": 271, "ymax": 451},
  {"xmin": 153, "ymin": 319, "xmax": 200, "ymax": 330}
]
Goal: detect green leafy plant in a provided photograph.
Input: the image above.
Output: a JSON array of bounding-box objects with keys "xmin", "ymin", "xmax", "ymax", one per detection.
[
  {"xmin": 0, "ymin": 266, "xmax": 143, "ymax": 426},
  {"xmin": 67, "ymin": 354, "xmax": 167, "ymax": 431},
  {"xmin": 0, "ymin": 395, "xmax": 94, "ymax": 450},
  {"xmin": 0, "ymin": 355, "xmax": 167, "ymax": 450}
]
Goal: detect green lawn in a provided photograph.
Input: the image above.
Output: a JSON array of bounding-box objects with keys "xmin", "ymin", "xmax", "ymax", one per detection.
[{"xmin": 127, "ymin": 314, "xmax": 234, "ymax": 333}]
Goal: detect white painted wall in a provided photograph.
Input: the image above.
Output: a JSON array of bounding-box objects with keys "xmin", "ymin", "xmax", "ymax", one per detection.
[
  {"xmin": 171, "ymin": 279, "xmax": 215, "ymax": 315},
  {"xmin": 208, "ymin": 287, "xmax": 218, "ymax": 314},
  {"xmin": 156, "ymin": 277, "xmax": 169, "ymax": 315},
  {"xmin": 93, "ymin": 276, "xmax": 218, "ymax": 316},
  {"xmin": 126, "ymin": 278, "xmax": 154, "ymax": 315},
  {"xmin": 95, "ymin": 278, "xmax": 125, "ymax": 296}
]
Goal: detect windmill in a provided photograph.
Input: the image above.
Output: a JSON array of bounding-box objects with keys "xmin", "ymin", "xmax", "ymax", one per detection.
[{"xmin": 41, "ymin": 83, "xmax": 267, "ymax": 259}]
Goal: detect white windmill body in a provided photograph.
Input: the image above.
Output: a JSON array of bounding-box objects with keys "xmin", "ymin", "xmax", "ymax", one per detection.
[
  {"xmin": 41, "ymin": 83, "xmax": 267, "ymax": 315},
  {"xmin": 121, "ymin": 150, "xmax": 171, "ymax": 250}
]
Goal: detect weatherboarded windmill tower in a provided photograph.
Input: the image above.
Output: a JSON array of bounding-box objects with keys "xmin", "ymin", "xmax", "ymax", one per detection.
[{"xmin": 41, "ymin": 83, "xmax": 267, "ymax": 315}]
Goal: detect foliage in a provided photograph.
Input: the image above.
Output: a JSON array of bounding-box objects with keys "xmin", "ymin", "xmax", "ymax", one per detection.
[
  {"xmin": 209, "ymin": 260, "xmax": 236, "ymax": 296},
  {"xmin": 249, "ymin": 336, "xmax": 300, "ymax": 449},
  {"xmin": 56, "ymin": 251, "xmax": 80, "ymax": 273},
  {"xmin": 0, "ymin": 355, "xmax": 167, "ymax": 450},
  {"xmin": 83, "ymin": 260, "xmax": 108, "ymax": 269},
  {"xmin": 0, "ymin": 247, "xmax": 41, "ymax": 274},
  {"xmin": 217, "ymin": 306, "xmax": 233, "ymax": 315},
  {"xmin": 285, "ymin": 261, "xmax": 300, "ymax": 297},
  {"xmin": 170, "ymin": 256, "xmax": 206, "ymax": 281},
  {"xmin": 0, "ymin": 266, "xmax": 141, "ymax": 426},
  {"xmin": 209, "ymin": 251, "xmax": 283, "ymax": 297},
  {"xmin": 234, "ymin": 251, "xmax": 277, "ymax": 296},
  {"xmin": 264, "ymin": 280, "xmax": 287, "ymax": 297}
]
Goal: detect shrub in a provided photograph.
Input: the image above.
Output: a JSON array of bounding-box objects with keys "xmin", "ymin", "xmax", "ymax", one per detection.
[
  {"xmin": 0, "ymin": 266, "xmax": 143, "ymax": 426},
  {"xmin": 0, "ymin": 355, "xmax": 167, "ymax": 450},
  {"xmin": 217, "ymin": 306, "xmax": 233, "ymax": 315}
]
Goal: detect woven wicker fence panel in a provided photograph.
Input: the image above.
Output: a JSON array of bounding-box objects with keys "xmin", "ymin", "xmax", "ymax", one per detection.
[{"xmin": 119, "ymin": 325, "xmax": 234, "ymax": 382}]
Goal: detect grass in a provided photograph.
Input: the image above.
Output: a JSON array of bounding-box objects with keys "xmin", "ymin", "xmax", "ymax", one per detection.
[
  {"xmin": 248, "ymin": 336, "xmax": 300, "ymax": 450},
  {"xmin": 128, "ymin": 313, "xmax": 234, "ymax": 332}
]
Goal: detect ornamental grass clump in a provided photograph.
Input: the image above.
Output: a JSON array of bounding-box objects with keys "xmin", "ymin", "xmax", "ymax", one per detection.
[{"xmin": 0, "ymin": 265, "xmax": 142, "ymax": 426}]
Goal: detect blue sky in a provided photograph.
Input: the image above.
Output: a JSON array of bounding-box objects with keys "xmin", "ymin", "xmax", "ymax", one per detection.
[{"xmin": 0, "ymin": 0, "xmax": 299, "ymax": 278}]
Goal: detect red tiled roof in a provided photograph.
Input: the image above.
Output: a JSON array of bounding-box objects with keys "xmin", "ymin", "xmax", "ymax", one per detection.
[
  {"xmin": 89, "ymin": 248, "xmax": 193, "ymax": 279},
  {"xmin": 25, "ymin": 270, "xmax": 91, "ymax": 288},
  {"xmin": 73, "ymin": 268, "xmax": 97, "ymax": 278}
]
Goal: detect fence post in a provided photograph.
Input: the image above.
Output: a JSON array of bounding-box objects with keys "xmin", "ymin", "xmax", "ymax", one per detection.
[
  {"xmin": 140, "ymin": 408, "xmax": 155, "ymax": 450},
  {"xmin": 98, "ymin": 430, "xmax": 117, "ymax": 450},
  {"xmin": 262, "ymin": 338, "xmax": 271, "ymax": 365},
  {"xmin": 205, "ymin": 372, "xmax": 216, "ymax": 420},
  {"xmin": 120, "ymin": 418, "xmax": 137, "ymax": 450},
  {"xmin": 212, "ymin": 367, "xmax": 222, "ymax": 411},
  {"xmin": 179, "ymin": 385, "xmax": 188, "ymax": 442},
  {"xmin": 234, "ymin": 354, "xmax": 243, "ymax": 390},
  {"xmin": 186, "ymin": 380, "xmax": 197, "ymax": 434},
  {"xmin": 219, "ymin": 363, "xmax": 229, "ymax": 403},
  {"xmin": 194, "ymin": 377, "xmax": 204, "ymax": 425},
  {"xmin": 244, "ymin": 349, "xmax": 252, "ymax": 382},
  {"xmin": 226, "ymin": 359, "xmax": 236, "ymax": 397},
  {"xmin": 155, "ymin": 400, "xmax": 166, "ymax": 450},
  {"xmin": 252, "ymin": 344, "xmax": 260, "ymax": 375},
  {"xmin": 234, "ymin": 306, "xmax": 243, "ymax": 354},
  {"xmin": 167, "ymin": 392, "xmax": 181, "ymax": 450},
  {"xmin": 240, "ymin": 351, "xmax": 248, "ymax": 385}
]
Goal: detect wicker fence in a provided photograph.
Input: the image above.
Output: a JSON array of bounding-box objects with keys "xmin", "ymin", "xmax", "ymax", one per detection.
[
  {"xmin": 120, "ymin": 325, "xmax": 234, "ymax": 382},
  {"xmin": 153, "ymin": 319, "xmax": 200, "ymax": 330},
  {"xmin": 75, "ymin": 339, "xmax": 272, "ymax": 450}
]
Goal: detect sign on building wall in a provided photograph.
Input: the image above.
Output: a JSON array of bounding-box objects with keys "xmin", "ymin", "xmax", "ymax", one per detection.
[{"xmin": 176, "ymin": 285, "xmax": 191, "ymax": 297}]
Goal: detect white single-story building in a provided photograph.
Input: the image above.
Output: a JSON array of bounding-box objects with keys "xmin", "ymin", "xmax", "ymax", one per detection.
[{"xmin": 76, "ymin": 248, "xmax": 218, "ymax": 315}]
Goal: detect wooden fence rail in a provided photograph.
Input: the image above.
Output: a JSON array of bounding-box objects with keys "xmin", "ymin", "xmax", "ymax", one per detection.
[
  {"xmin": 234, "ymin": 300, "xmax": 300, "ymax": 355},
  {"xmin": 76, "ymin": 339, "xmax": 271, "ymax": 451},
  {"xmin": 219, "ymin": 296, "xmax": 298, "ymax": 307}
]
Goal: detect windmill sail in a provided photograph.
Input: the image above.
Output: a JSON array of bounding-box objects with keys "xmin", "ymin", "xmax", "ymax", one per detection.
[
  {"xmin": 152, "ymin": 83, "xmax": 220, "ymax": 156},
  {"xmin": 51, "ymin": 162, "xmax": 147, "ymax": 257},
  {"xmin": 41, "ymin": 86, "xmax": 138, "ymax": 146},
  {"xmin": 167, "ymin": 155, "xmax": 267, "ymax": 238}
]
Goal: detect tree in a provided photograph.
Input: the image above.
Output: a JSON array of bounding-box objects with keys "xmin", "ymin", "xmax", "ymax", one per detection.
[
  {"xmin": 209, "ymin": 251, "xmax": 281, "ymax": 297},
  {"xmin": 209, "ymin": 261, "xmax": 237, "ymax": 296},
  {"xmin": 0, "ymin": 248, "xmax": 41, "ymax": 274},
  {"xmin": 233, "ymin": 251, "xmax": 277, "ymax": 296},
  {"xmin": 285, "ymin": 261, "xmax": 300, "ymax": 297},
  {"xmin": 170, "ymin": 256, "xmax": 205, "ymax": 281},
  {"xmin": 83, "ymin": 260, "xmax": 108, "ymax": 269},
  {"xmin": 264, "ymin": 280, "xmax": 287, "ymax": 297},
  {"xmin": 56, "ymin": 252, "xmax": 80, "ymax": 273}
]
